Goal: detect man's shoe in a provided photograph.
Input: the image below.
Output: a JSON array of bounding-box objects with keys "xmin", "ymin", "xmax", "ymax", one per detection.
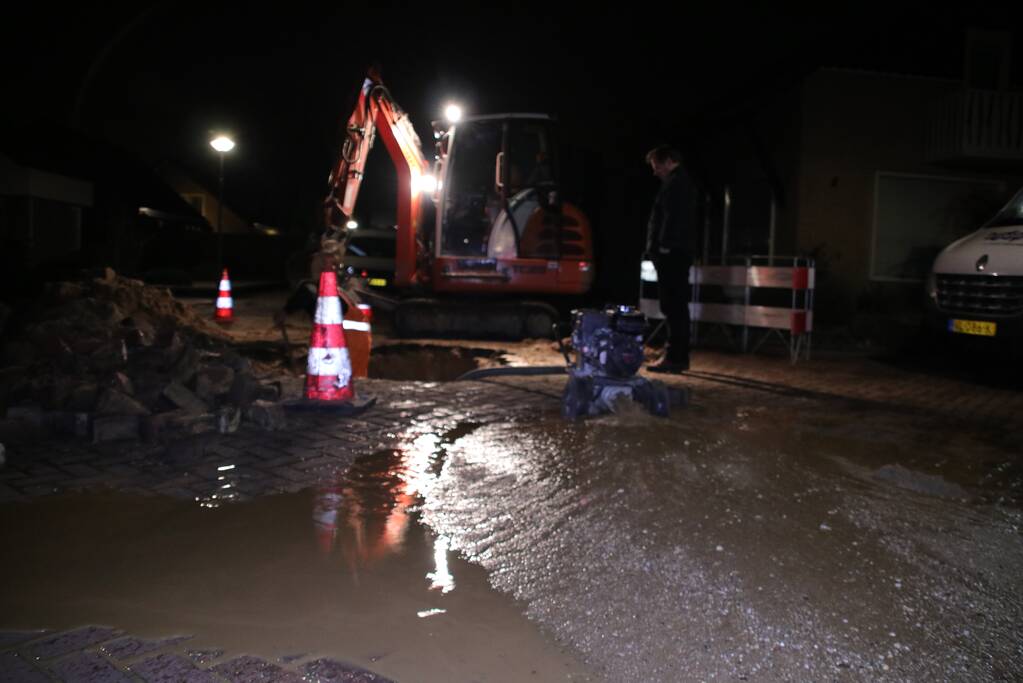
[{"xmin": 648, "ymin": 358, "xmax": 689, "ymax": 374}]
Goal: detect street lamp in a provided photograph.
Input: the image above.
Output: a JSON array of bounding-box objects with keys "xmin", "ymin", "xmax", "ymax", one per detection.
[{"xmin": 209, "ymin": 134, "xmax": 235, "ymax": 269}]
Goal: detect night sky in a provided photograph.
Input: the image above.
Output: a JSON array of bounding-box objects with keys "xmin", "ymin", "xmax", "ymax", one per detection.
[{"xmin": 3, "ymin": 3, "xmax": 1017, "ymax": 241}]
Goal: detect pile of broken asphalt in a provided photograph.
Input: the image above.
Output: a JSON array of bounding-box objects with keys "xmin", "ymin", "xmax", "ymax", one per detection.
[{"xmin": 0, "ymin": 268, "xmax": 292, "ymax": 448}]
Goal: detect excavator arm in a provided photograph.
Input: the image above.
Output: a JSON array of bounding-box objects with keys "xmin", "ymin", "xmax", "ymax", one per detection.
[{"xmin": 324, "ymin": 67, "xmax": 430, "ymax": 287}]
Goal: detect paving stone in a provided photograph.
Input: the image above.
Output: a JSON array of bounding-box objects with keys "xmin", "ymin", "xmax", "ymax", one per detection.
[
  {"xmin": 101, "ymin": 635, "xmax": 192, "ymax": 662},
  {"xmin": 0, "ymin": 629, "xmax": 47, "ymax": 650},
  {"xmin": 10, "ymin": 474, "xmax": 65, "ymax": 489},
  {"xmin": 302, "ymin": 657, "xmax": 396, "ymax": 682},
  {"xmin": 268, "ymin": 466, "xmax": 313, "ymax": 483},
  {"xmin": 48, "ymin": 651, "xmax": 133, "ymax": 682},
  {"xmin": 27, "ymin": 626, "xmax": 123, "ymax": 661},
  {"xmin": 131, "ymin": 653, "xmax": 220, "ymax": 682},
  {"xmin": 92, "ymin": 415, "xmax": 140, "ymax": 443},
  {"xmin": 294, "ymin": 455, "xmax": 344, "ymax": 471},
  {"xmin": 185, "ymin": 649, "xmax": 224, "ymax": 665},
  {"xmin": 210, "ymin": 654, "xmax": 303, "ymax": 682},
  {"xmin": 0, "ymin": 651, "xmax": 51, "ymax": 682},
  {"xmin": 20, "ymin": 484, "xmax": 63, "ymax": 497},
  {"xmin": 0, "ymin": 483, "xmax": 25, "ymax": 502}
]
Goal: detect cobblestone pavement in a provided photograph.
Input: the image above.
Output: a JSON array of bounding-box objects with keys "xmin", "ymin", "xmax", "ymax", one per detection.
[
  {"xmin": 690, "ymin": 349, "xmax": 1023, "ymax": 432},
  {"xmin": 0, "ymin": 378, "xmax": 560, "ymax": 506},
  {"xmin": 0, "ymin": 626, "xmax": 393, "ymax": 682},
  {"xmin": 1, "ymin": 349, "xmax": 1020, "ymax": 681},
  {"xmin": 5, "ymin": 350, "xmax": 1018, "ymax": 507}
]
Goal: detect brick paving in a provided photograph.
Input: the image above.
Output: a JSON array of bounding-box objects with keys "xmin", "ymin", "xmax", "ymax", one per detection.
[
  {"xmin": 0, "ymin": 379, "xmax": 559, "ymax": 505},
  {"xmin": 687, "ymin": 350, "xmax": 1023, "ymax": 435},
  {"xmin": 3, "ymin": 354, "xmax": 1020, "ymax": 506},
  {"xmin": 0, "ymin": 627, "xmax": 396, "ymax": 683}
]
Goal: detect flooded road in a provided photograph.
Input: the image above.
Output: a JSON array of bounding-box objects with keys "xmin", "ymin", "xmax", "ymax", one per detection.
[
  {"xmin": 2, "ymin": 364, "xmax": 1022, "ymax": 681},
  {"xmin": 0, "ymin": 454, "xmax": 596, "ymax": 681},
  {"xmin": 399, "ymin": 379, "xmax": 1023, "ymax": 681}
]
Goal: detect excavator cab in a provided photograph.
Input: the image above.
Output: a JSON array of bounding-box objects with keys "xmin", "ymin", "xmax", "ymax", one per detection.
[{"xmin": 431, "ymin": 115, "xmax": 593, "ymax": 294}]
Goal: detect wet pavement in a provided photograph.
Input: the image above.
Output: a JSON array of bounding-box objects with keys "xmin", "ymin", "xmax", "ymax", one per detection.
[{"xmin": 2, "ymin": 349, "xmax": 1023, "ymax": 681}]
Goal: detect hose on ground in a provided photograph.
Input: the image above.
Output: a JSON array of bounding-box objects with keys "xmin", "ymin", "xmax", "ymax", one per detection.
[{"xmin": 456, "ymin": 365, "xmax": 568, "ymax": 381}]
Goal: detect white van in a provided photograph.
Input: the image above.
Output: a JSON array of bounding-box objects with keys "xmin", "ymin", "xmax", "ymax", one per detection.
[{"xmin": 926, "ymin": 186, "xmax": 1023, "ymax": 343}]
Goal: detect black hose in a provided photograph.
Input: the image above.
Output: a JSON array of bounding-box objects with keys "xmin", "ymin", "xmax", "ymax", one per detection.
[{"xmin": 456, "ymin": 365, "xmax": 568, "ymax": 381}]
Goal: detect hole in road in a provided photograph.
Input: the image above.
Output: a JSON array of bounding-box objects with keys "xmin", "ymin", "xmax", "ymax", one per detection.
[{"xmin": 369, "ymin": 344, "xmax": 507, "ymax": 381}]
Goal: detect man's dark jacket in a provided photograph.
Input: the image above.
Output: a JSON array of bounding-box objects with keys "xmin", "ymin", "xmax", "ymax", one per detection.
[{"xmin": 646, "ymin": 166, "xmax": 702, "ymax": 255}]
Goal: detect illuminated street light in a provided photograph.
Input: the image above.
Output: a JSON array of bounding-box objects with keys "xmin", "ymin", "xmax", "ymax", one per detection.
[
  {"xmin": 210, "ymin": 135, "xmax": 235, "ymax": 153},
  {"xmin": 209, "ymin": 134, "xmax": 235, "ymax": 269}
]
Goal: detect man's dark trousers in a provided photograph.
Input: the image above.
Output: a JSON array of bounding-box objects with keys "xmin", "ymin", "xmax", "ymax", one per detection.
[{"xmin": 654, "ymin": 249, "xmax": 693, "ymax": 363}]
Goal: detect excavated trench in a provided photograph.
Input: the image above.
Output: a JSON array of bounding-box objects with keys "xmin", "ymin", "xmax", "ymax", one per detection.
[{"xmin": 368, "ymin": 344, "xmax": 507, "ymax": 381}]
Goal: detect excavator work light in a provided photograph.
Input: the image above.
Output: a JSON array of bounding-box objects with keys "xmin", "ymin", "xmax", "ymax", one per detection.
[
  {"xmin": 444, "ymin": 103, "xmax": 463, "ymax": 123},
  {"xmin": 416, "ymin": 173, "xmax": 438, "ymax": 194}
]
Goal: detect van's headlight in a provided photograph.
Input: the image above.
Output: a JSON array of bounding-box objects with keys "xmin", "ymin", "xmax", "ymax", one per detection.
[{"xmin": 925, "ymin": 272, "xmax": 937, "ymax": 300}]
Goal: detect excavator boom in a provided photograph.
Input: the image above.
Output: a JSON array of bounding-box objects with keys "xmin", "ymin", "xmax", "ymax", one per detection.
[{"xmin": 324, "ymin": 68, "xmax": 429, "ymax": 288}]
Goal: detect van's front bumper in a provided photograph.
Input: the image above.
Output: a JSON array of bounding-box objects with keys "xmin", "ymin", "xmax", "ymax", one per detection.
[{"xmin": 925, "ymin": 299, "xmax": 1023, "ymax": 341}]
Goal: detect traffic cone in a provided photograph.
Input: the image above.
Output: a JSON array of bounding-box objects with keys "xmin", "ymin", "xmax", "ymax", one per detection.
[
  {"xmin": 214, "ymin": 268, "xmax": 233, "ymax": 324},
  {"xmin": 341, "ymin": 297, "xmax": 373, "ymax": 378},
  {"xmin": 304, "ymin": 270, "xmax": 354, "ymax": 402}
]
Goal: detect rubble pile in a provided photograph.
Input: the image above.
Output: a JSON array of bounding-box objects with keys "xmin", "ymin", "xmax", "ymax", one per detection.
[{"xmin": 0, "ymin": 269, "xmax": 288, "ymax": 443}]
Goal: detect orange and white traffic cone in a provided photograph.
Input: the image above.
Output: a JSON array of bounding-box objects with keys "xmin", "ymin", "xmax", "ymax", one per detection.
[
  {"xmin": 341, "ymin": 297, "xmax": 373, "ymax": 378},
  {"xmin": 304, "ymin": 270, "xmax": 355, "ymax": 402},
  {"xmin": 214, "ymin": 268, "xmax": 233, "ymax": 324}
]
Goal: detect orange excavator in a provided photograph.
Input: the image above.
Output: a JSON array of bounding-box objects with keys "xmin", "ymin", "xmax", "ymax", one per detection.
[{"xmin": 323, "ymin": 67, "xmax": 595, "ymax": 338}]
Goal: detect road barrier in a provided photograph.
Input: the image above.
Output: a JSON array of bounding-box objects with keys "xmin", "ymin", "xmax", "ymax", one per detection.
[{"xmin": 640, "ymin": 256, "xmax": 815, "ymax": 362}]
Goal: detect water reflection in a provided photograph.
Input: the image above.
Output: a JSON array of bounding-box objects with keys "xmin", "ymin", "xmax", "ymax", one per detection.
[
  {"xmin": 427, "ymin": 535, "xmax": 455, "ymax": 593},
  {"xmin": 312, "ymin": 427, "xmax": 460, "ymax": 593},
  {"xmin": 193, "ymin": 463, "xmax": 243, "ymax": 509}
]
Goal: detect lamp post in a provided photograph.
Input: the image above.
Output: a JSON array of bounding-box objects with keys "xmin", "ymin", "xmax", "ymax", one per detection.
[{"xmin": 209, "ymin": 134, "xmax": 235, "ymax": 269}]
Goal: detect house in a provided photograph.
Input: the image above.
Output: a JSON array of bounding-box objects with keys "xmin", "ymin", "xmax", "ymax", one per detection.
[
  {"xmin": 698, "ymin": 28, "xmax": 1023, "ymax": 330},
  {"xmin": 156, "ymin": 162, "xmax": 252, "ymax": 235},
  {"xmin": 0, "ymin": 152, "xmax": 93, "ymax": 268},
  {"xmin": 0, "ymin": 117, "xmax": 209, "ymax": 279}
]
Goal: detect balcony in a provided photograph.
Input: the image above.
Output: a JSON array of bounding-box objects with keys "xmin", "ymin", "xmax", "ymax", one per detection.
[{"xmin": 926, "ymin": 88, "xmax": 1023, "ymax": 167}]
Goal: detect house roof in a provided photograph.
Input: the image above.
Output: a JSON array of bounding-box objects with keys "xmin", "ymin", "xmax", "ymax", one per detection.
[{"xmin": 0, "ymin": 114, "xmax": 205, "ymax": 220}]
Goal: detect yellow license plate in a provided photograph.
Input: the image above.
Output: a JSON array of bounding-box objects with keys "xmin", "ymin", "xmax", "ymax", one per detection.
[
  {"xmin": 949, "ymin": 319, "xmax": 996, "ymax": 336},
  {"xmin": 368, "ymin": 278, "xmax": 387, "ymax": 287}
]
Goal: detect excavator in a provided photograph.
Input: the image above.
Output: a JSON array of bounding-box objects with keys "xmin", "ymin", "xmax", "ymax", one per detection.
[{"xmin": 322, "ymin": 67, "xmax": 595, "ymax": 338}]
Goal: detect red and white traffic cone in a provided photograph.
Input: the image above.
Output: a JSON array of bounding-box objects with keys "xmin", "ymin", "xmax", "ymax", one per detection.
[
  {"xmin": 342, "ymin": 298, "xmax": 373, "ymax": 378},
  {"xmin": 214, "ymin": 268, "xmax": 233, "ymax": 324},
  {"xmin": 304, "ymin": 270, "xmax": 354, "ymax": 402}
]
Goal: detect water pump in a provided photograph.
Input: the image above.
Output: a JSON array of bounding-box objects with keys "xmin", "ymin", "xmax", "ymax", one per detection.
[{"xmin": 561, "ymin": 305, "xmax": 685, "ymax": 419}]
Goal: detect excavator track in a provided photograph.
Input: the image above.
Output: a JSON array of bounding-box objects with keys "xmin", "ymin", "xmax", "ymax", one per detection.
[{"xmin": 394, "ymin": 298, "xmax": 560, "ymax": 340}]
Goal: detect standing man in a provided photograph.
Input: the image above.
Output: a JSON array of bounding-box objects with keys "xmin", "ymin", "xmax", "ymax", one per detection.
[{"xmin": 645, "ymin": 145, "xmax": 700, "ymax": 373}]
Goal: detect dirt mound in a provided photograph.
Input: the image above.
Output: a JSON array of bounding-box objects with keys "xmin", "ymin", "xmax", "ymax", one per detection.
[{"xmin": 1, "ymin": 269, "xmax": 284, "ymax": 443}]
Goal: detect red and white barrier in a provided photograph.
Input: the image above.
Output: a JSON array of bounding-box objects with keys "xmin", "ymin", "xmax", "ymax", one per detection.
[{"xmin": 640, "ymin": 256, "xmax": 815, "ymax": 362}]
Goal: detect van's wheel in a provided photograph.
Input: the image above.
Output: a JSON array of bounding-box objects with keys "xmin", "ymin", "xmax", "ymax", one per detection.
[{"xmin": 561, "ymin": 375, "xmax": 593, "ymax": 420}]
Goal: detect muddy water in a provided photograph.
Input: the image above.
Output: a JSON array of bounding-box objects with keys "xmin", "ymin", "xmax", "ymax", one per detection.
[
  {"xmin": 369, "ymin": 344, "xmax": 506, "ymax": 381},
  {"xmin": 396, "ymin": 386, "xmax": 1023, "ymax": 682},
  {"xmin": 0, "ymin": 455, "xmax": 596, "ymax": 681},
  {"xmin": 4, "ymin": 374, "xmax": 1022, "ymax": 681}
]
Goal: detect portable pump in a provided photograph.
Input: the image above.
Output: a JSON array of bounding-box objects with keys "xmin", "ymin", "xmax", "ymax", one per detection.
[{"xmin": 561, "ymin": 305, "xmax": 686, "ymax": 419}]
